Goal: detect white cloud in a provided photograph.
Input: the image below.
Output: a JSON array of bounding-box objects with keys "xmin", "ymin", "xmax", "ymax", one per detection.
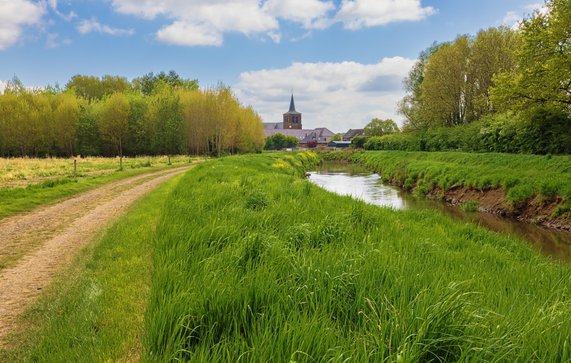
[
  {"xmin": 77, "ymin": 18, "xmax": 134, "ymax": 36},
  {"xmin": 0, "ymin": 80, "xmax": 7, "ymax": 94},
  {"xmin": 48, "ymin": 0, "xmax": 76, "ymax": 21},
  {"xmin": 234, "ymin": 57, "xmax": 415, "ymax": 132},
  {"xmin": 110, "ymin": 0, "xmax": 435, "ymax": 46},
  {"xmin": 0, "ymin": 0, "xmax": 45, "ymax": 50},
  {"xmin": 336, "ymin": 0, "xmax": 435, "ymax": 30},
  {"xmin": 263, "ymin": 0, "xmax": 335, "ymax": 29}
]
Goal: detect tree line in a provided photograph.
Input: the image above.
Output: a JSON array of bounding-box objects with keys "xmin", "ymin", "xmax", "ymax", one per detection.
[
  {"xmin": 0, "ymin": 71, "xmax": 264, "ymax": 158},
  {"xmin": 367, "ymin": 0, "xmax": 570, "ymax": 154}
]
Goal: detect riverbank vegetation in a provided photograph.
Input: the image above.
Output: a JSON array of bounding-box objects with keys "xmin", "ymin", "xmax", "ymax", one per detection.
[
  {"xmin": 5, "ymin": 152, "xmax": 569, "ymax": 361},
  {"xmin": 322, "ymin": 150, "xmax": 571, "ymax": 225},
  {"xmin": 0, "ymin": 71, "xmax": 264, "ymax": 158},
  {"xmin": 365, "ymin": 0, "xmax": 571, "ymax": 154}
]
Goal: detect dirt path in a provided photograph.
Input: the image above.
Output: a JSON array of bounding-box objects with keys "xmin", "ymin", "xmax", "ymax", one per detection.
[{"xmin": 0, "ymin": 166, "xmax": 190, "ymax": 343}]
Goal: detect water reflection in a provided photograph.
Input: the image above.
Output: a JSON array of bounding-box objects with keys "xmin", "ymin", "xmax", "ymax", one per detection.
[{"xmin": 308, "ymin": 167, "xmax": 571, "ymax": 262}]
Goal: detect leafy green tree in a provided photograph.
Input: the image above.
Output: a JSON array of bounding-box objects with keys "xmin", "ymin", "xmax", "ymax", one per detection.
[
  {"xmin": 491, "ymin": 0, "xmax": 571, "ymax": 112},
  {"xmin": 147, "ymin": 87, "xmax": 184, "ymax": 164},
  {"xmin": 133, "ymin": 71, "xmax": 198, "ymax": 96},
  {"xmin": 100, "ymin": 93, "xmax": 130, "ymax": 169},
  {"xmin": 364, "ymin": 118, "xmax": 399, "ymax": 136},
  {"xmin": 331, "ymin": 133, "xmax": 342, "ymax": 141},
  {"xmin": 264, "ymin": 133, "xmax": 299, "ymax": 150},
  {"xmin": 53, "ymin": 92, "xmax": 81, "ymax": 156},
  {"xmin": 66, "ymin": 75, "xmax": 131, "ymax": 101},
  {"xmin": 351, "ymin": 136, "xmax": 368, "ymax": 148}
]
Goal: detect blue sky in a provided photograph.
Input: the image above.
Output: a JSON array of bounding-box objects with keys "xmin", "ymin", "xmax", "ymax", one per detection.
[{"xmin": 0, "ymin": 0, "xmax": 543, "ymax": 132}]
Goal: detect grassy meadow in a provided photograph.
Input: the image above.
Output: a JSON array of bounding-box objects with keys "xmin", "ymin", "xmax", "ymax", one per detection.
[
  {"xmin": 3, "ymin": 152, "xmax": 571, "ymax": 362},
  {"xmin": 0, "ymin": 155, "xmax": 195, "ymax": 219}
]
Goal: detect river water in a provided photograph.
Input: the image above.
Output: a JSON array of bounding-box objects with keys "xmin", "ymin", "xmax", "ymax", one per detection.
[{"xmin": 308, "ymin": 163, "xmax": 571, "ymax": 262}]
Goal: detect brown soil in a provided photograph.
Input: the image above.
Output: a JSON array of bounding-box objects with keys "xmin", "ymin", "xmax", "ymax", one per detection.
[
  {"xmin": 425, "ymin": 186, "xmax": 571, "ymax": 232},
  {"xmin": 0, "ymin": 166, "xmax": 190, "ymax": 344}
]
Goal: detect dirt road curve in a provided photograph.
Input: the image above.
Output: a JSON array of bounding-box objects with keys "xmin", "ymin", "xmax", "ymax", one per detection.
[{"xmin": 0, "ymin": 166, "xmax": 189, "ymax": 343}]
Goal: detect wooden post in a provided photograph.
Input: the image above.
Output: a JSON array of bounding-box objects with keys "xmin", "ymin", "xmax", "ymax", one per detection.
[{"xmin": 74, "ymin": 159, "xmax": 77, "ymax": 178}]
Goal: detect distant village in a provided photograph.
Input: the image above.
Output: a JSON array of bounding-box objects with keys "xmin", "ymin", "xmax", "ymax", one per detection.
[{"xmin": 263, "ymin": 94, "xmax": 363, "ymax": 149}]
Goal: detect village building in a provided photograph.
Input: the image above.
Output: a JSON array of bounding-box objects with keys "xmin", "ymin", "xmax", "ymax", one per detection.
[{"xmin": 263, "ymin": 94, "xmax": 335, "ymax": 147}]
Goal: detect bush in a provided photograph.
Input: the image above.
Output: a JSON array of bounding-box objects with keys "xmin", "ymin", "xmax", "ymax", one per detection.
[{"xmin": 365, "ymin": 108, "xmax": 571, "ymax": 155}]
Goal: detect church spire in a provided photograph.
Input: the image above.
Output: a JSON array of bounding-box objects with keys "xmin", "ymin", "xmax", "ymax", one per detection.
[{"xmin": 289, "ymin": 93, "xmax": 296, "ymax": 112}]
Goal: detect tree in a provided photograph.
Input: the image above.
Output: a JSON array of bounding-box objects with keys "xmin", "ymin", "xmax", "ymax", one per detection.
[
  {"xmin": 100, "ymin": 93, "xmax": 130, "ymax": 169},
  {"xmin": 331, "ymin": 133, "xmax": 342, "ymax": 141},
  {"xmin": 66, "ymin": 75, "xmax": 131, "ymax": 101},
  {"xmin": 491, "ymin": 0, "xmax": 571, "ymax": 112},
  {"xmin": 364, "ymin": 118, "xmax": 399, "ymax": 137},
  {"xmin": 133, "ymin": 71, "xmax": 199, "ymax": 96},
  {"xmin": 147, "ymin": 86, "xmax": 184, "ymax": 164},
  {"xmin": 351, "ymin": 136, "xmax": 368, "ymax": 148},
  {"xmin": 398, "ymin": 42, "xmax": 446, "ymax": 130},
  {"xmin": 53, "ymin": 92, "xmax": 81, "ymax": 156},
  {"xmin": 264, "ymin": 133, "xmax": 299, "ymax": 150}
]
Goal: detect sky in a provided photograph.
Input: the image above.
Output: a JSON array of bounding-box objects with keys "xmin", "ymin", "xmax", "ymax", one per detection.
[{"xmin": 0, "ymin": 0, "xmax": 545, "ymax": 133}]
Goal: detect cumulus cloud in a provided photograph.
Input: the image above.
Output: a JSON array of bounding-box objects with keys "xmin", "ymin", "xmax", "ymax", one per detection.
[
  {"xmin": 263, "ymin": 0, "xmax": 335, "ymax": 29},
  {"xmin": 0, "ymin": 0, "xmax": 45, "ymax": 50},
  {"xmin": 110, "ymin": 0, "xmax": 435, "ymax": 46},
  {"xmin": 336, "ymin": 0, "xmax": 435, "ymax": 29},
  {"xmin": 234, "ymin": 57, "xmax": 415, "ymax": 132},
  {"xmin": 77, "ymin": 18, "xmax": 134, "ymax": 36}
]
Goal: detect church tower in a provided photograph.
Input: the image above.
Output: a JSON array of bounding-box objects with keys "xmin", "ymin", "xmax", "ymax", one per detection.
[{"xmin": 283, "ymin": 94, "xmax": 302, "ymax": 129}]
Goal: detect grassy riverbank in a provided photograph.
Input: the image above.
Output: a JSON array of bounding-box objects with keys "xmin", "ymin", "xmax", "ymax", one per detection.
[
  {"xmin": 4, "ymin": 152, "xmax": 570, "ymax": 361},
  {"xmin": 323, "ymin": 150, "xmax": 571, "ymax": 225},
  {"xmin": 0, "ymin": 155, "xmax": 196, "ymax": 219}
]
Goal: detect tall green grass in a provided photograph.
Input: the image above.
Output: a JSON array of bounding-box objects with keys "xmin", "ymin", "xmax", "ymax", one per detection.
[{"xmin": 144, "ymin": 152, "xmax": 571, "ymax": 361}]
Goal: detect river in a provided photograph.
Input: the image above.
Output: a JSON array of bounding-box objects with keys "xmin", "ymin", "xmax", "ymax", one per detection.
[{"xmin": 308, "ymin": 163, "xmax": 571, "ymax": 262}]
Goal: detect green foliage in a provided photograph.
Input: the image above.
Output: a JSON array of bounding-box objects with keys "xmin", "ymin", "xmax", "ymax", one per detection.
[
  {"xmin": 132, "ymin": 70, "xmax": 198, "ymax": 96},
  {"xmin": 363, "ymin": 108, "xmax": 571, "ymax": 155},
  {"xmin": 264, "ymin": 133, "xmax": 299, "ymax": 150},
  {"xmin": 66, "ymin": 74, "xmax": 132, "ymax": 101},
  {"xmin": 350, "ymin": 136, "xmax": 368, "ymax": 148},
  {"xmin": 491, "ymin": 0, "xmax": 571, "ymax": 112},
  {"xmin": 363, "ymin": 118, "xmax": 399, "ymax": 137},
  {"xmin": 401, "ymin": 27, "xmax": 519, "ymax": 130},
  {"xmin": 0, "ymin": 74, "xmax": 264, "ymax": 157}
]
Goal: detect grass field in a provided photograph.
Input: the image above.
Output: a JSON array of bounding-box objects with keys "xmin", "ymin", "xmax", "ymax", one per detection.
[
  {"xmin": 4, "ymin": 152, "xmax": 571, "ymax": 362},
  {"xmin": 0, "ymin": 155, "xmax": 197, "ymax": 219},
  {"xmin": 0, "ymin": 155, "xmax": 191, "ymax": 187}
]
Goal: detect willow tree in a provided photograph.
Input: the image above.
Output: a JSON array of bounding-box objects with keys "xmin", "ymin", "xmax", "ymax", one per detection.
[
  {"xmin": 53, "ymin": 92, "xmax": 81, "ymax": 156},
  {"xmin": 100, "ymin": 93, "xmax": 130, "ymax": 170}
]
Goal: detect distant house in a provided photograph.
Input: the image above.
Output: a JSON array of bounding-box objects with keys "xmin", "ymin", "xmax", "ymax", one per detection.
[
  {"xmin": 343, "ymin": 129, "xmax": 364, "ymax": 141},
  {"xmin": 263, "ymin": 94, "xmax": 335, "ymax": 147}
]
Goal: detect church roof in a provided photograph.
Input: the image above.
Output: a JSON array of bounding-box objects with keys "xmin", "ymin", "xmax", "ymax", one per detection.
[{"xmin": 284, "ymin": 93, "xmax": 301, "ymax": 115}]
